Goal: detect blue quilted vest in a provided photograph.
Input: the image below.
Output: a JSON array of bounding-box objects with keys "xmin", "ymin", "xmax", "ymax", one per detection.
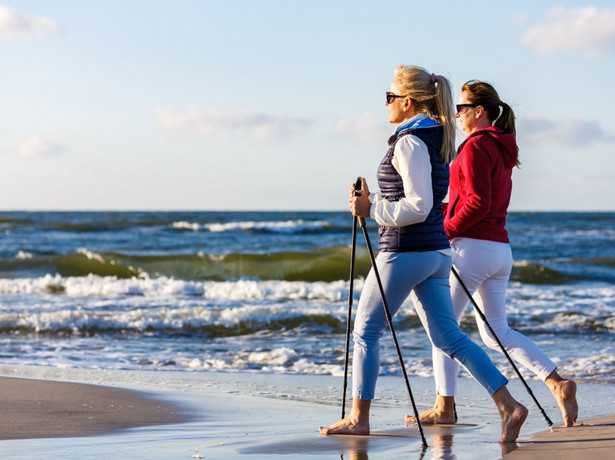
[{"xmin": 377, "ymin": 117, "xmax": 450, "ymax": 252}]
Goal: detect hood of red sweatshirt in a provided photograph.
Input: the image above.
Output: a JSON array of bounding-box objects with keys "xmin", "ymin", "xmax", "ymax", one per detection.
[{"xmin": 464, "ymin": 126, "xmax": 518, "ymax": 169}]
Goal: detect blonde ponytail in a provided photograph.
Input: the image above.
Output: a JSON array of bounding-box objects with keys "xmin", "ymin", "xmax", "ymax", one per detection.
[
  {"xmin": 394, "ymin": 66, "xmax": 456, "ymax": 164},
  {"xmin": 430, "ymin": 74, "xmax": 456, "ymax": 164}
]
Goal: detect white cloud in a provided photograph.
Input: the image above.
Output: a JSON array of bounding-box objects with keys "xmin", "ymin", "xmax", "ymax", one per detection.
[
  {"xmin": 0, "ymin": 5, "xmax": 60, "ymax": 39},
  {"xmin": 19, "ymin": 136, "xmax": 66, "ymax": 158},
  {"xmin": 520, "ymin": 6, "xmax": 615, "ymax": 57},
  {"xmin": 517, "ymin": 116, "xmax": 615, "ymax": 147},
  {"xmin": 510, "ymin": 13, "xmax": 529, "ymax": 27},
  {"xmin": 332, "ymin": 112, "xmax": 389, "ymax": 144},
  {"xmin": 155, "ymin": 106, "xmax": 317, "ymax": 141}
]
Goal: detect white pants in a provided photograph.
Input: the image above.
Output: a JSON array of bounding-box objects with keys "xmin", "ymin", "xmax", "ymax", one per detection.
[{"xmin": 432, "ymin": 237, "xmax": 556, "ymax": 397}]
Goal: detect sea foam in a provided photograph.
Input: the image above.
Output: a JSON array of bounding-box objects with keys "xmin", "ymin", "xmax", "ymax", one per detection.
[
  {"xmin": 0, "ymin": 274, "xmax": 355, "ymax": 301},
  {"xmin": 172, "ymin": 219, "xmax": 329, "ymax": 233}
]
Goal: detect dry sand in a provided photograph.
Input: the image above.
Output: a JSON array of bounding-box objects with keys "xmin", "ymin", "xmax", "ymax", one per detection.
[{"xmin": 503, "ymin": 414, "xmax": 615, "ymax": 459}]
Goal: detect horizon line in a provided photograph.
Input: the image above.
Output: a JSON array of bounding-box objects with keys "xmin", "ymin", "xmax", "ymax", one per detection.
[{"xmin": 2, "ymin": 208, "xmax": 615, "ymax": 213}]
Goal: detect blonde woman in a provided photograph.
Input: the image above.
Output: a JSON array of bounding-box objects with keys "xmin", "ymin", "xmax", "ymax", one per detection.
[{"xmin": 319, "ymin": 67, "xmax": 528, "ymax": 443}]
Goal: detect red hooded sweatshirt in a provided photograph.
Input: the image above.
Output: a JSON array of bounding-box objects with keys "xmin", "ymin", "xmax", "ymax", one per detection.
[{"xmin": 444, "ymin": 126, "xmax": 518, "ymax": 243}]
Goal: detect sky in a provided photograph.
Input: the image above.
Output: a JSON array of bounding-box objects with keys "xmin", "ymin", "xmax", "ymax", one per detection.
[{"xmin": 1, "ymin": 1, "xmax": 614, "ymax": 211}]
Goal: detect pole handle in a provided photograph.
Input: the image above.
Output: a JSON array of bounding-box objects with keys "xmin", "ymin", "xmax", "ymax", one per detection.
[
  {"xmin": 354, "ymin": 177, "xmax": 362, "ymax": 195},
  {"xmin": 354, "ymin": 177, "xmax": 368, "ymax": 228}
]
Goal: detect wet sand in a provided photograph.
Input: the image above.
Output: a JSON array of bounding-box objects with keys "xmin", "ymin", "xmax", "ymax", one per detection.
[
  {"xmin": 0, "ymin": 367, "xmax": 614, "ymax": 459},
  {"xmin": 0, "ymin": 376, "xmax": 188, "ymax": 440}
]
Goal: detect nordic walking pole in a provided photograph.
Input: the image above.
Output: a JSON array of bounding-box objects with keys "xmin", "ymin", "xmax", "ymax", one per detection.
[
  {"xmin": 357, "ymin": 211, "xmax": 428, "ymax": 448},
  {"xmin": 341, "ymin": 177, "xmax": 362, "ymax": 419},
  {"xmin": 450, "ymin": 266, "xmax": 553, "ymax": 427}
]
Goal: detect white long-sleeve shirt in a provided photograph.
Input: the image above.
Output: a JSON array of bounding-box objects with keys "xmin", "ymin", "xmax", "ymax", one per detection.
[{"xmin": 369, "ymin": 114, "xmax": 433, "ymax": 228}]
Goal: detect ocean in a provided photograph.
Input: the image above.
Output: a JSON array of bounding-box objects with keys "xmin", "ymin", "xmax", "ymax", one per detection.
[{"xmin": 0, "ymin": 211, "xmax": 613, "ymax": 384}]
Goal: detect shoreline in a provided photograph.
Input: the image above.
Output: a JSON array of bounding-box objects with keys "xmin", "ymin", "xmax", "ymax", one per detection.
[{"xmin": 0, "ymin": 367, "xmax": 614, "ymax": 459}]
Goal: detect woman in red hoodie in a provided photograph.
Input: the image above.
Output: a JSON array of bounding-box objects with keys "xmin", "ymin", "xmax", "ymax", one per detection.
[{"xmin": 408, "ymin": 81, "xmax": 578, "ymax": 427}]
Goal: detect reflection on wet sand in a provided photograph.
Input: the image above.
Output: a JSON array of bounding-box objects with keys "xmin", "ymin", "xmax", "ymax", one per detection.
[
  {"xmin": 246, "ymin": 418, "xmax": 499, "ymax": 459},
  {"xmin": 340, "ymin": 428, "xmax": 516, "ymax": 460},
  {"xmin": 342, "ymin": 433, "xmax": 455, "ymax": 460},
  {"xmin": 430, "ymin": 434, "xmax": 455, "ymax": 460}
]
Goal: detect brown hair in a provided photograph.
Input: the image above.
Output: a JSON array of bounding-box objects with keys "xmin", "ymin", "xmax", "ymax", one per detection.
[{"xmin": 461, "ymin": 80, "xmax": 516, "ymax": 136}]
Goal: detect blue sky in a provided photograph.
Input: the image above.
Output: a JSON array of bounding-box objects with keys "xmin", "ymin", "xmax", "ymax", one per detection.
[{"xmin": 1, "ymin": 1, "xmax": 614, "ymax": 211}]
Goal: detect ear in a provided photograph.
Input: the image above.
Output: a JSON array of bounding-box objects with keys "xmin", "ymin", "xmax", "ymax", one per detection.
[{"xmin": 403, "ymin": 98, "xmax": 413, "ymax": 112}]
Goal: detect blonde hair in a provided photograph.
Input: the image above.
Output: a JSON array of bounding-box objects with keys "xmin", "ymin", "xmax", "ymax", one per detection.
[{"xmin": 394, "ymin": 65, "xmax": 456, "ymax": 164}]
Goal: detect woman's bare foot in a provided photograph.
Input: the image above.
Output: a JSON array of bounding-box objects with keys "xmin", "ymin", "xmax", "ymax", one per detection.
[
  {"xmin": 320, "ymin": 398, "xmax": 372, "ymax": 436},
  {"xmin": 545, "ymin": 370, "xmax": 578, "ymax": 427},
  {"xmin": 500, "ymin": 441, "xmax": 520, "ymax": 456},
  {"xmin": 499, "ymin": 404, "xmax": 528, "ymax": 443},
  {"xmin": 319, "ymin": 415, "xmax": 370, "ymax": 436},
  {"xmin": 493, "ymin": 385, "xmax": 528, "ymax": 443},
  {"xmin": 405, "ymin": 406, "xmax": 456, "ymax": 425},
  {"xmin": 405, "ymin": 395, "xmax": 456, "ymax": 425},
  {"xmin": 551, "ymin": 379, "xmax": 578, "ymax": 426}
]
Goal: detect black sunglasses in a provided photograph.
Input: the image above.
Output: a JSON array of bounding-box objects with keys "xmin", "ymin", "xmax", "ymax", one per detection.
[
  {"xmin": 456, "ymin": 103, "xmax": 480, "ymax": 113},
  {"xmin": 386, "ymin": 92, "xmax": 406, "ymax": 104}
]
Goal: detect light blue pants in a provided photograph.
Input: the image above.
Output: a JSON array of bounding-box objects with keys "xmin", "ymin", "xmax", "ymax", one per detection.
[{"xmin": 352, "ymin": 250, "xmax": 508, "ymax": 400}]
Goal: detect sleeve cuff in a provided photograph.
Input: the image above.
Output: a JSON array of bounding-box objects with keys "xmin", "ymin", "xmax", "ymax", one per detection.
[{"xmin": 369, "ymin": 193, "xmax": 378, "ymax": 220}]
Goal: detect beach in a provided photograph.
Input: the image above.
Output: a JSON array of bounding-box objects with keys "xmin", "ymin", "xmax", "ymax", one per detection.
[
  {"xmin": 1, "ymin": 365, "xmax": 614, "ymax": 459},
  {"xmin": 1, "ymin": 211, "xmax": 614, "ymax": 458}
]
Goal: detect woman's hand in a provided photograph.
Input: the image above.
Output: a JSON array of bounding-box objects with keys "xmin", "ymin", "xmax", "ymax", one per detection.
[{"xmin": 348, "ymin": 178, "xmax": 372, "ymax": 218}]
